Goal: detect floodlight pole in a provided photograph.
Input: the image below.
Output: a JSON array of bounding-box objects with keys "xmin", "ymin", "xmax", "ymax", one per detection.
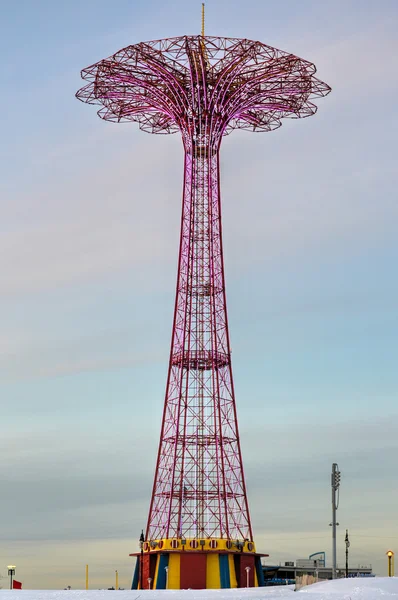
[{"xmin": 330, "ymin": 463, "xmax": 340, "ymax": 579}]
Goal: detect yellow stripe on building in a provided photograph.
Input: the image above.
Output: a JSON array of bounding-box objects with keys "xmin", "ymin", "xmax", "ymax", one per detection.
[
  {"xmin": 167, "ymin": 553, "xmax": 181, "ymax": 589},
  {"xmin": 206, "ymin": 553, "xmax": 221, "ymax": 588},
  {"xmin": 228, "ymin": 554, "xmax": 237, "ymax": 588},
  {"xmin": 153, "ymin": 554, "xmax": 160, "ymax": 589}
]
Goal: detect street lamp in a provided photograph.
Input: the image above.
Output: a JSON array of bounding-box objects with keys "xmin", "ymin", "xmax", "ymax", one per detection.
[
  {"xmin": 164, "ymin": 566, "xmax": 169, "ymax": 589},
  {"xmin": 7, "ymin": 566, "xmax": 16, "ymax": 590},
  {"xmin": 386, "ymin": 550, "xmax": 395, "ymax": 577},
  {"xmin": 245, "ymin": 566, "xmax": 251, "ymax": 588},
  {"xmin": 139, "ymin": 529, "xmax": 145, "ymax": 590},
  {"xmin": 345, "ymin": 530, "xmax": 350, "ymax": 578}
]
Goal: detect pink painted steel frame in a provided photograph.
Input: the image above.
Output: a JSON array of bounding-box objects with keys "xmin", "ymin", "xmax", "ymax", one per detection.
[{"xmin": 77, "ymin": 35, "xmax": 330, "ymax": 542}]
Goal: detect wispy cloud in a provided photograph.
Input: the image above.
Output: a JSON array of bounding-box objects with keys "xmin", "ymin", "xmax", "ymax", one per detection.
[{"xmin": 1, "ymin": 131, "xmax": 182, "ymax": 296}]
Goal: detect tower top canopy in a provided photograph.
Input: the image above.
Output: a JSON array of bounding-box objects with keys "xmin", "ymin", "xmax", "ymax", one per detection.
[{"xmin": 76, "ymin": 35, "xmax": 330, "ymax": 136}]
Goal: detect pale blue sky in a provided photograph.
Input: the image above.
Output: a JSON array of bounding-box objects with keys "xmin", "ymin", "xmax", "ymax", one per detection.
[{"xmin": 1, "ymin": 0, "xmax": 397, "ymax": 590}]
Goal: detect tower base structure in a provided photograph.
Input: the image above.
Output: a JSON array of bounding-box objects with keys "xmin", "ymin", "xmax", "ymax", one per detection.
[{"xmin": 130, "ymin": 539, "xmax": 267, "ymax": 590}]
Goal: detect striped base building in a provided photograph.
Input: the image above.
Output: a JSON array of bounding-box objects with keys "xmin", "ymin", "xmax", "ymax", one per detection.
[{"xmin": 131, "ymin": 539, "xmax": 266, "ymax": 590}]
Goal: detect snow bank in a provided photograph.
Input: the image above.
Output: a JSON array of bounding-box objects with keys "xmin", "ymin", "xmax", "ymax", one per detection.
[
  {"xmin": 0, "ymin": 578, "xmax": 396, "ymax": 600},
  {"xmin": 0, "ymin": 587, "xmax": 291, "ymax": 600},
  {"xmin": 296, "ymin": 576, "xmax": 398, "ymax": 598}
]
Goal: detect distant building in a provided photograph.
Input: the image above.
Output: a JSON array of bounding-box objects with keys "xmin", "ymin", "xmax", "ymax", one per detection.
[{"xmin": 262, "ymin": 554, "xmax": 373, "ymax": 586}]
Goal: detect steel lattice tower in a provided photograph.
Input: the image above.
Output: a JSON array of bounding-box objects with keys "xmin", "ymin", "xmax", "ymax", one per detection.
[{"xmin": 77, "ymin": 33, "xmax": 330, "ymax": 590}]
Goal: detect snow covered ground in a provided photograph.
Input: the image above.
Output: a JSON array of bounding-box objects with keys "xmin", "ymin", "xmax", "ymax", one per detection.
[{"xmin": 0, "ymin": 578, "xmax": 397, "ymax": 600}]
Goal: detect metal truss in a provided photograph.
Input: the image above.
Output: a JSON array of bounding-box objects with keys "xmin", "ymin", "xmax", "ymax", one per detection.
[{"xmin": 77, "ymin": 35, "xmax": 330, "ymax": 543}]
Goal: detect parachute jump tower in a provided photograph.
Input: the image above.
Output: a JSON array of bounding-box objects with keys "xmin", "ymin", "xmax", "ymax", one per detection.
[{"xmin": 76, "ymin": 10, "xmax": 330, "ymax": 590}]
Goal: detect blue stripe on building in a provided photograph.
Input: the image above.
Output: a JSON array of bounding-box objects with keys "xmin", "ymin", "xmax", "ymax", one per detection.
[
  {"xmin": 131, "ymin": 559, "xmax": 139, "ymax": 590},
  {"xmin": 156, "ymin": 554, "xmax": 170, "ymax": 589},
  {"xmin": 255, "ymin": 556, "xmax": 265, "ymax": 587},
  {"xmin": 219, "ymin": 554, "xmax": 230, "ymax": 588}
]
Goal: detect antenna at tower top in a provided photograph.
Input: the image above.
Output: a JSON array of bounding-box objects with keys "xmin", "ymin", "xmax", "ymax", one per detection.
[{"xmin": 201, "ymin": 3, "xmax": 205, "ymax": 37}]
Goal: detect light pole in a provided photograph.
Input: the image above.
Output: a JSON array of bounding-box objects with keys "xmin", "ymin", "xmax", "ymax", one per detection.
[
  {"xmin": 386, "ymin": 550, "xmax": 394, "ymax": 577},
  {"xmin": 115, "ymin": 570, "xmax": 119, "ymax": 590},
  {"xmin": 147, "ymin": 577, "xmax": 152, "ymax": 590},
  {"xmin": 245, "ymin": 566, "xmax": 251, "ymax": 588},
  {"xmin": 165, "ymin": 566, "xmax": 169, "ymax": 589},
  {"xmin": 329, "ymin": 463, "xmax": 340, "ymax": 579},
  {"xmin": 345, "ymin": 530, "xmax": 350, "ymax": 578},
  {"xmin": 7, "ymin": 566, "xmax": 16, "ymax": 590},
  {"xmin": 139, "ymin": 530, "xmax": 145, "ymax": 590}
]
